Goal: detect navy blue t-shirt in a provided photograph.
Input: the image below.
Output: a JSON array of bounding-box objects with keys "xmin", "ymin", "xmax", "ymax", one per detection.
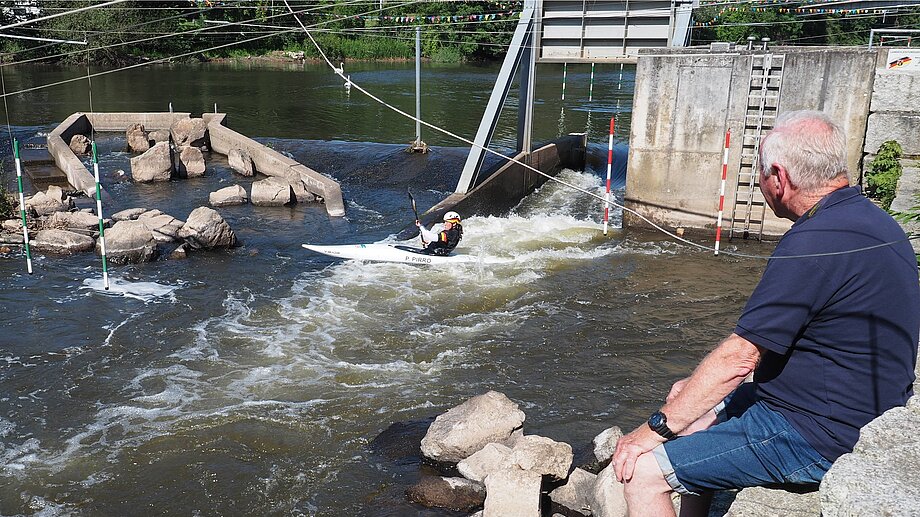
[{"xmin": 735, "ymin": 186, "xmax": 919, "ymax": 462}]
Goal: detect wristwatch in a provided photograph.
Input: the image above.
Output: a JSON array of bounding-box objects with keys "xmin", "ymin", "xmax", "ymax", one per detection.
[{"xmin": 647, "ymin": 411, "xmax": 676, "ymax": 440}]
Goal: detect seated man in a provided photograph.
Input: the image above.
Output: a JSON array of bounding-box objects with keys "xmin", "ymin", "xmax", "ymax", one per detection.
[
  {"xmin": 416, "ymin": 211, "xmax": 463, "ymax": 256},
  {"xmin": 612, "ymin": 110, "xmax": 920, "ymax": 517}
]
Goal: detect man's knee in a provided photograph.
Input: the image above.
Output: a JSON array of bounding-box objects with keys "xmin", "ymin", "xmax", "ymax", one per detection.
[{"xmin": 624, "ymin": 452, "xmax": 672, "ymax": 497}]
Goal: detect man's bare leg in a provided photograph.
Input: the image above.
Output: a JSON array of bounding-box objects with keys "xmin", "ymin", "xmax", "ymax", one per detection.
[{"xmin": 624, "ymin": 453, "xmax": 676, "ymax": 517}]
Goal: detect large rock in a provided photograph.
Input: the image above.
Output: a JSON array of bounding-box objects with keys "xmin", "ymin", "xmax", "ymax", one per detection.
[
  {"xmin": 726, "ymin": 485, "xmax": 819, "ymax": 516},
  {"xmin": 176, "ymin": 146, "xmax": 205, "ymax": 178},
  {"xmin": 405, "ymin": 475, "xmax": 485, "ymax": 512},
  {"xmin": 820, "ymin": 399, "xmax": 920, "ymax": 517},
  {"xmin": 69, "ymin": 134, "xmax": 91, "ymax": 155},
  {"xmin": 178, "ymin": 207, "xmax": 236, "ymax": 250},
  {"xmin": 101, "ymin": 220, "xmax": 158, "ymax": 264},
  {"xmin": 26, "ymin": 187, "xmax": 69, "ymax": 216},
  {"xmin": 593, "ymin": 426, "xmax": 624, "ymax": 463},
  {"xmin": 137, "ymin": 210, "xmax": 184, "ymax": 243},
  {"xmin": 421, "ymin": 391, "xmax": 526, "ymax": 463},
  {"xmin": 228, "ymin": 148, "xmax": 255, "ymax": 176},
  {"xmin": 130, "ymin": 142, "xmax": 173, "ymax": 182},
  {"xmin": 149, "ymin": 129, "xmax": 170, "ymax": 144},
  {"xmin": 46, "ymin": 211, "xmax": 104, "ymax": 232},
  {"xmin": 586, "ymin": 462, "xmax": 627, "ymax": 517},
  {"xmin": 111, "ymin": 207, "xmax": 147, "ymax": 221},
  {"xmin": 508, "ymin": 435, "xmax": 573, "ymax": 480},
  {"xmin": 250, "ymin": 177, "xmax": 294, "ymax": 206},
  {"xmin": 170, "ymin": 117, "xmax": 208, "ymax": 148},
  {"xmin": 209, "ymin": 185, "xmax": 248, "ymax": 207},
  {"xmin": 483, "ymin": 467, "xmax": 542, "ymax": 517},
  {"xmin": 549, "ymin": 468, "xmax": 596, "ymax": 516},
  {"xmin": 126, "ymin": 123, "xmax": 150, "ymax": 153},
  {"xmin": 458, "ymin": 443, "xmax": 513, "ymax": 483},
  {"xmin": 31, "ymin": 229, "xmax": 94, "ymax": 254}
]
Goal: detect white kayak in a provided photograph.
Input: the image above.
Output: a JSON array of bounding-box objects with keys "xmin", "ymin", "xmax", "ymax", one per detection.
[{"xmin": 302, "ymin": 243, "xmax": 505, "ymax": 265}]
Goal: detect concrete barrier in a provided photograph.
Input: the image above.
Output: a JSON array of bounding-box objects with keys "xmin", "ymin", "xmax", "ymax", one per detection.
[
  {"xmin": 626, "ymin": 46, "xmax": 879, "ymax": 238},
  {"xmin": 45, "ymin": 111, "xmax": 345, "ymax": 217}
]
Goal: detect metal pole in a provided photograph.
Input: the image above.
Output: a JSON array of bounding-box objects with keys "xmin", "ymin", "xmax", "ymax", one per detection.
[
  {"xmin": 91, "ymin": 142, "xmax": 109, "ymax": 288},
  {"xmin": 13, "ymin": 139, "xmax": 32, "ymax": 274},
  {"xmin": 415, "ymin": 26, "xmax": 421, "ymax": 145},
  {"xmin": 603, "ymin": 118, "xmax": 615, "ymax": 235},
  {"xmin": 589, "ymin": 62, "xmax": 595, "ymax": 102},
  {"xmin": 714, "ymin": 129, "xmax": 731, "ymax": 255}
]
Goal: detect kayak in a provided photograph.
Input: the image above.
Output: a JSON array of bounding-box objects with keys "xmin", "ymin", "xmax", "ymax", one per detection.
[{"xmin": 302, "ymin": 243, "xmax": 502, "ymax": 265}]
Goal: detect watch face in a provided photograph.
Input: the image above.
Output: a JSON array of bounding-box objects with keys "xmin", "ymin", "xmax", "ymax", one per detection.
[{"xmin": 649, "ymin": 412, "xmax": 664, "ymax": 428}]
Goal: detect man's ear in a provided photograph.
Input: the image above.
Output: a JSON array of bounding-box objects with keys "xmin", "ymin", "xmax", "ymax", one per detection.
[{"xmin": 772, "ymin": 164, "xmax": 791, "ymax": 197}]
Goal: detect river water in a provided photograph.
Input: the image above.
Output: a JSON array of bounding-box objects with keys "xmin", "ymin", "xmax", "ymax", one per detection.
[{"xmin": 0, "ymin": 61, "xmax": 776, "ymax": 515}]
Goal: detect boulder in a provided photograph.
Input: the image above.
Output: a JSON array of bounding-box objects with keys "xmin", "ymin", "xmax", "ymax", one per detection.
[
  {"xmin": 178, "ymin": 207, "xmax": 236, "ymax": 250},
  {"xmin": 101, "ymin": 220, "xmax": 158, "ymax": 264},
  {"xmin": 209, "ymin": 185, "xmax": 248, "ymax": 207},
  {"xmin": 26, "ymin": 186, "xmax": 70, "ymax": 216},
  {"xmin": 31, "ymin": 229, "xmax": 94, "ymax": 254},
  {"xmin": 458, "ymin": 443, "xmax": 513, "ymax": 483},
  {"xmin": 725, "ymin": 486, "xmax": 819, "ymax": 516},
  {"xmin": 405, "ymin": 475, "xmax": 485, "ymax": 512},
  {"xmin": 250, "ymin": 177, "xmax": 294, "ymax": 206},
  {"xmin": 168, "ymin": 243, "xmax": 188, "ymax": 260},
  {"xmin": 508, "ymin": 435, "xmax": 573, "ymax": 480},
  {"xmin": 549, "ymin": 468, "xmax": 596, "ymax": 516},
  {"xmin": 69, "ymin": 134, "xmax": 91, "ymax": 155},
  {"xmin": 46, "ymin": 211, "xmax": 104, "ymax": 232},
  {"xmin": 586, "ymin": 462, "xmax": 627, "ymax": 517},
  {"xmin": 138, "ymin": 210, "xmax": 184, "ymax": 243},
  {"xmin": 126, "ymin": 123, "xmax": 150, "ymax": 153},
  {"xmin": 593, "ymin": 426, "xmax": 624, "ymax": 463},
  {"xmin": 821, "ymin": 400, "xmax": 920, "ymax": 517},
  {"xmin": 170, "ymin": 117, "xmax": 208, "ymax": 148},
  {"xmin": 228, "ymin": 148, "xmax": 255, "ymax": 176},
  {"xmin": 483, "ymin": 467, "xmax": 542, "ymax": 517},
  {"xmin": 130, "ymin": 142, "xmax": 173, "ymax": 182},
  {"xmin": 111, "ymin": 207, "xmax": 147, "ymax": 221},
  {"xmin": 2, "ymin": 219, "xmax": 21, "ymax": 232},
  {"xmin": 149, "ymin": 129, "xmax": 170, "ymax": 144},
  {"xmin": 420, "ymin": 391, "xmax": 526, "ymax": 463},
  {"xmin": 176, "ymin": 146, "xmax": 206, "ymax": 178}
]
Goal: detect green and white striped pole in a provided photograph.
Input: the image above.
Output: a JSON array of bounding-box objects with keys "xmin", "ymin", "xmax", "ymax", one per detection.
[
  {"xmin": 589, "ymin": 62, "xmax": 595, "ymax": 102},
  {"xmin": 91, "ymin": 142, "xmax": 109, "ymax": 290},
  {"xmin": 13, "ymin": 139, "xmax": 32, "ymax": 274},
  {"xmin": 561, "ymin": 62, "xmax": 567, "ymax": 101}
]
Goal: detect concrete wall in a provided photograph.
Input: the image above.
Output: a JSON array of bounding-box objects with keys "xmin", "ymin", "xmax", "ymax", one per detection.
[
  {"xmin": 864, "ymin": 52, "xmax": 920, "ymax": 162},
  {"xmin": 46, "ymin": 113, "xmax": 96, "ymax": 196},
  {"xmin": 625, "ymin": 47, "xmax": 879, "ymax": 237}
]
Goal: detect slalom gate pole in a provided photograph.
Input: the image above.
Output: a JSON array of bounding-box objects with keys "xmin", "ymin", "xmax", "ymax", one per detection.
[
  {"xmin": 714, "ymin": 129, "xmax": 731, "ymax": 255},
  {"xmin": 589, "ymin": 62, "xmax": 595, "ymax": 102},
  {"xmin": 561, "ymin": 62, "xmax": 567, "ymax": 101},
  {"xmin": 603, "ymin": 117, "xmax": 615, "ymax": 236},
  {"xmin": 92, "ymin": 142, "xmax": 109, "ymax": 289},
  {"xmin": 13, "ymin": 139, "xmax": 32, "ymax": 274}
]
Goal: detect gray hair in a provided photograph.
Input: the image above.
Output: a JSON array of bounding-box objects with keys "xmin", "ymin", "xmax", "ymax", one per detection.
[{"xmin": 759, "ymin": 110, "xmax": 849, "ymax": 191}]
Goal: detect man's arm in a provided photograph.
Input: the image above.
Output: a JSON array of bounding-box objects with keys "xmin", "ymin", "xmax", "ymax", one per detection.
[
  {"xmin": 613, "ymin": 333, "xmax": 763, "ymax": 482},
  {"xmin": 417, "ymin": 223, "xmax": 439, "ymax": 244}
]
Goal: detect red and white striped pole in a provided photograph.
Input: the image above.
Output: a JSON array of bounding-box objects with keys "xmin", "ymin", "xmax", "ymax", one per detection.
[
  {"xmin": 714, "ymin": 129, "xmax": 731, "ymax": 255},
  {"xmin": 603, "ymin": 117, "xmax": 615, "ymax": 235}
]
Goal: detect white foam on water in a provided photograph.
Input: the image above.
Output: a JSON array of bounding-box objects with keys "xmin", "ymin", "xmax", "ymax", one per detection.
[{"xmin": 79, "ymin": 276, "xmax": 181, "ymax": 303}]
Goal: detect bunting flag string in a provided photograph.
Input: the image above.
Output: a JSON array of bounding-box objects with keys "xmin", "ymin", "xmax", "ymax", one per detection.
[
  {"xmin": 692, "ymin": 0, "xmax": 899, "ymax": 27},
  {"xmin": 361, "ymin": 10, "xmax": 520, "ymax": 23}
]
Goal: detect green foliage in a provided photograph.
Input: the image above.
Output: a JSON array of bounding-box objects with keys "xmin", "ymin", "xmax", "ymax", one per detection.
[
  {"xmin": 0, "ymin": 178, "xmax": 15, "ymax": 220},
  {"xmin": 866, "ymin": 141, "xmax": 903, "ymax": 210},
  {"xmin": 692, "ymin": 4, "xmax": 920, "ymax": 46}
]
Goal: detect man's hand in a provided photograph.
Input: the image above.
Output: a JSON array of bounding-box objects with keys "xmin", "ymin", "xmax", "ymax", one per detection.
[
  {"xmin": 613, "ymin": 423, "xmax": 666, "ymax": 483},
  {"xmin": 666, "ymin": 377, "xmax": 691, "ymax": 404}
]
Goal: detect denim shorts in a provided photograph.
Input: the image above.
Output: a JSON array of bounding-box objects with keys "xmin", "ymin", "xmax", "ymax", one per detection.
[{"xmin": 652, "ymin": 383, "xmax": 833, "ymax": 496}]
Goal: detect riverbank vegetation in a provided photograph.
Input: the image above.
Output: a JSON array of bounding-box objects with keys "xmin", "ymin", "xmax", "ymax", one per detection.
[
  {"xmin": 866, "ymin": 141, "xmax": 904, "ymax": 210},
  {"xmin": 0, "ymin": 1, "xmax": 521, "ymax": 65}
]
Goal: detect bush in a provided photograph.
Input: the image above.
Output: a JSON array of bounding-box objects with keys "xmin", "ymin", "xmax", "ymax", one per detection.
[
  {"xmin": 866, "ymin": 140, "xmax": 903, "ymax": 210},
  {"xmin": 0, "ymin": 181, "xmax": 15, "ymax": 220}
]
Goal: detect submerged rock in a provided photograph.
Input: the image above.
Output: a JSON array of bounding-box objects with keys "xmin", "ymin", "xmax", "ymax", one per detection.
[{"xmin": 178, "ymin": 207, "xmax": 236, "ymax": 250}]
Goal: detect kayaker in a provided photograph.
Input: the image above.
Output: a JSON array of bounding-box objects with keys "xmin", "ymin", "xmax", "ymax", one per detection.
[{"xmin": 416, "ymin": 211, "xmax": 463, "ymax": 256}]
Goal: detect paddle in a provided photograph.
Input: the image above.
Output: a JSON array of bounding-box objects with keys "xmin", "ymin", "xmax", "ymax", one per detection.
[{"xmin": 408, "ymin": 189, "xmax": 424, "ymax": 246}]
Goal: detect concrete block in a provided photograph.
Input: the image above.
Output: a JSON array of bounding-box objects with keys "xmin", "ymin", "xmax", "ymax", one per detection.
[
  {"xmin": 870, "ymin": 70, "xmax": 920, "ymax": 113},
  {"xmin": 865, "ymin": 113, "xmax": 920, "ymax": 156}
]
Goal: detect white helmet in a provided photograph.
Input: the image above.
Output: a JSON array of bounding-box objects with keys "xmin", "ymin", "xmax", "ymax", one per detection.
[{"xmin": 443, "ymin": 211, "xmax": 461, "ymax": 223}]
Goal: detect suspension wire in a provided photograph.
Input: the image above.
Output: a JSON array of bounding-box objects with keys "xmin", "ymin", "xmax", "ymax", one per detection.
[{"xmin": 0, "ymin": 0, "xmax": 130, "ymax": 32}]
